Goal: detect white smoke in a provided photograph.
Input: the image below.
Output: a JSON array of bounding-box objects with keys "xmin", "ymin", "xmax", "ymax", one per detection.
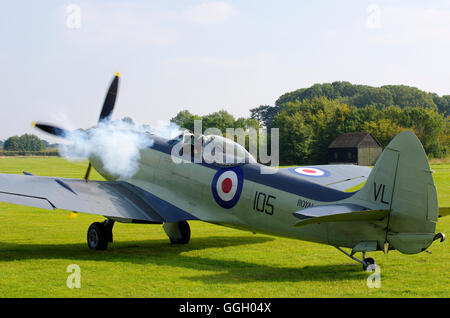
[
  {"xmin": 147, "ymin": 120, "xmax": 184, "ymax": 139},
  {"xmin": 59, "ymin": 119, "xmax": 159, "ymax": 180}
]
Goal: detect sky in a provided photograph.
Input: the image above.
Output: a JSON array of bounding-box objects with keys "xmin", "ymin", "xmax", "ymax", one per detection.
[{"xmin": 1, "ymin": 0, "xmax": 450, "ymax": 141}]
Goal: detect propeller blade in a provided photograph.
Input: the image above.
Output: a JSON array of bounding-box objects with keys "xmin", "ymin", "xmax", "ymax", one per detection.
[
  {"xmin": 85, "ymin": 73, "xmax": 119, "ymax": 181},
  {"xmin": 98, "ymin": 72, "xmax": 120, "ymax": 123},
  {"xmin": 33, "ymin": 122, "xmax": 69, "ymax": 138},
  {"xmin": 84, "ymin": 162, "xmax": 92, "ymax": 182},
  {"xmin": 34, "ymin": 73, "xmax": 121, "ymax": 182}
]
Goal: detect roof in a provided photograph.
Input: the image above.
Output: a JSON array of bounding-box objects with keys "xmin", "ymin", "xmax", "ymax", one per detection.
[{"xmin": 328, "ymin": 132, "xmax": 382, "ymax": 149}]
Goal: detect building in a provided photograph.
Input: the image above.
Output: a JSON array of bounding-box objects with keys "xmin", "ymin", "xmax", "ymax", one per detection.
[{"xmin": 328, "ymin": 132, "xmax": 382, "ymax": 166}]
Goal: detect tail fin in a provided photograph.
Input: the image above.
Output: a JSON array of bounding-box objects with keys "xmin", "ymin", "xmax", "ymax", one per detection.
[{"xmin": 354, "ymin": 131, "xmax": 438, "ymax": 254}]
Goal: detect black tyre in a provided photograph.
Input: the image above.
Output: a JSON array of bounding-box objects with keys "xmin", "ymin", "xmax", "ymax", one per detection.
[
  {"xmin": 363, "ymin": 257, "xmax": 376, "ymax": 271},
  {"xmin": 87, "ymin": 222, "xmax": 109, "ymax": 250},
  {"xmin": 169, "ymin": 221, "xmax": 191, "ymax": 244}
]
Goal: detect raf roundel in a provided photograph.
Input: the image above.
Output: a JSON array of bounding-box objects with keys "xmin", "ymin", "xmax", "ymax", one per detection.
[
  {"xmin": 211, "ymin": 166, "xmax": 244, "ymax": 209},
  {"xmin": 290, "ymin": 167, "xmax": 330, "ymax": 178}
]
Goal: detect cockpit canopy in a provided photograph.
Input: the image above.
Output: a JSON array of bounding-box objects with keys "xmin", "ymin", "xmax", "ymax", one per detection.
[{"xmin": 170, "ymin": 131, "xmax": 256, "ymax": 165}]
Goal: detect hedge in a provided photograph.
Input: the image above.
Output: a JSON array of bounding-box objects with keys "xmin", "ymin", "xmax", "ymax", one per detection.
[{"xmin": 0, "ymin": 150, "xmax": 60, "ymax": 156}]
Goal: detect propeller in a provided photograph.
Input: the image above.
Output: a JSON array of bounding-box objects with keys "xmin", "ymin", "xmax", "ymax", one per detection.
[
  {"xmin": 84, "ymin": 162, "xmax": 93, "ymax": 181},
  {"xmin": 32, "ymin": 123, "xmax": 70, "ymax": 138},
  {"xmin": 33, "ymin": 72, "xmax": 121, "ymax": 182},
  {"xmin": 83, "ymin": 72, "xmax": 120, "ymax": 181},
  {"xmin": 98, "ymin": 72, "xmax": 120, "ymax": 122}
]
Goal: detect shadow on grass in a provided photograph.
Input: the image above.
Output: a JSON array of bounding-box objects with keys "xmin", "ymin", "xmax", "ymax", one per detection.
[{"xmin": 0, "ymin": 236, "xmax": 366, "ymax": 283}]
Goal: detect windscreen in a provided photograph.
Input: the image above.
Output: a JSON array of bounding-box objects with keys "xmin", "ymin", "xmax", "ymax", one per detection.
[{"xmin": 202, "ymin": 135, "xmax": 256, "ymax": 165}]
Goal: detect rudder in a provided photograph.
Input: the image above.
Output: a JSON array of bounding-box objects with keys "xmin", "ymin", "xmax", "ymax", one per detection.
[{"xmin": 354, "ymin": 131, "xmax": 438, "ymax": 254}]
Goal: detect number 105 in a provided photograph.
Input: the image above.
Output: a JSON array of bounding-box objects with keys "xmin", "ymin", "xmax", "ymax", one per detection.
[{"xmin": 253, "ymin": 191, "xmax": 276, "ymax": 215}]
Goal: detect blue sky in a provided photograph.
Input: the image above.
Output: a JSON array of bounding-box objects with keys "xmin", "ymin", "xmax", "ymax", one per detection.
[{"xmin": 1, "ymin": 0, "xmax": 450, "ymax": 141}]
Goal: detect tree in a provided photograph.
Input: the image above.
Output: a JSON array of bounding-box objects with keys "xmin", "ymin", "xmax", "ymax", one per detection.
[
  {"xmin": 249, "ymin": 105, "xmax": 280, "ymax": 128},
  {"xmin": 275, "ymin": 82, "xmax": 442, "ymax": 113},
  {"xmin": 432, "ymin": 94, "xmax": 450, "ymax": 117},
  {"xmin": 171, "ymin": 109, "xmax": 237, "ymax": 134},
  {"xmin": 202, "ymin": 110, "xmax": 236, "ymax": 133},
  {"xmin": 271, "ymin": 109, "xmax": 314, "ymax": 164},
  {"xmin": 170, "ymin": 110, "xmax": 201, "ymax": 132},
  {"xmin": 271, "ymin": 97, "xmax": 347, "ymax": 164},
  {"xmin": 362, "ymin": 119, "xmax": 406, "ymax": 148},
  {"xmin": 233, "ymin": 117, "xmax": 261, "ymax": 130},
  {"xmin": 352, "ymin": 87, "xmax": 394, "ymax": 108},
  {"xmin": 3, "ymin": 136, "xmax": 21, "ymax": 150},
  {"xmin": 381, "ymin": 85, "xmax": 437, "ymax": 110},
  {"xmin": 19, "ymin": 134, "xmax": 45, "ymax": 151},
  {"xmin": 3, "ymin": 134, "xmax": 45, "ymax": 151}
]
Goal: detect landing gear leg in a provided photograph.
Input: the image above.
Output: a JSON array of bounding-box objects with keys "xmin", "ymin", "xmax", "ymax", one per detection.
[
  {"xmin": 87, "ymin": 219, "xmax": 115, "ymax": 250},
  {"xmin": 163, "ymin": 221, "xmax": 191, "ymax": 244},
  {"xmin": 335, "ymin": 247, "xmax": 376, "ymax": 271},
  {"xmin": 103, "ymin": 219, "xmax": 115, "ymax": 243}
]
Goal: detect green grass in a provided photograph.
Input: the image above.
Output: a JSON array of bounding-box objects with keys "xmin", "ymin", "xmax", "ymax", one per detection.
[{"xmin": 0, "ymin": 157, "xmax": 449, "ymax": 297}]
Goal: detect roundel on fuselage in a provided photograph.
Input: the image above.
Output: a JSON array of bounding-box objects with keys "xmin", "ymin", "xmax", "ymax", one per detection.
[{"xmin": 211, "ymin": 166, "xmax": 244, "ymax": 209}]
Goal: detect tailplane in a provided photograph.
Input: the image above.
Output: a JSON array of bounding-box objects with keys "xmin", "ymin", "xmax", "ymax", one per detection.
[{"xmin": 293, "ymin": 204, "xmax": 389, "ymax": 227}]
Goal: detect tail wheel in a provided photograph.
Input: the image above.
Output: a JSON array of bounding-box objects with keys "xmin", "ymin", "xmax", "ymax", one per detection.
[
  {"xmin": 87, "ymin": 222, "xmax": 109, "ymax": 250},
  {"xmin": 335, "ymin": 247, "xmax": 376, "ymax": 271},
  {"xmin": 363, "ymin": 257, "xmax": 376, "ymax": 271}
]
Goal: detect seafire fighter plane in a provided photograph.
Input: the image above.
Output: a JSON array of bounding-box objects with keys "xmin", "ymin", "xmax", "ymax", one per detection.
[{"xmin": 0, "ymin": 74, "xmax": 448, "ymax": 270}]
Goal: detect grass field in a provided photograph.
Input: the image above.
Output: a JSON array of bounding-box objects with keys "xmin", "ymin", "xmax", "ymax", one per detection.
[{"xmin": 0, "ymin": 157, "xmax": 449, "ymax": 297}]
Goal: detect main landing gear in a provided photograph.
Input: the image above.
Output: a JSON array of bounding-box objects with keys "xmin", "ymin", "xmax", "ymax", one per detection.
[
  {"xmin": 87, "ymin": 219, "xmax": 114, "ymax": 250},
  {"xmin": 86, "ymin": 220, "xmax": 191, "ymax": 250},
  {"xmin": 335, "ymin": 247, "xmax": 376, "ymax": 271},
  {"xmin": 163, "ymin": 221, "xmax": 191, "ymax": 244}
]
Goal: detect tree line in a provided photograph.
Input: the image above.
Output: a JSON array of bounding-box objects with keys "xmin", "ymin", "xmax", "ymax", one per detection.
[
  {"xmin": 270, "ymin": 97, "xmax": 448, "ymax": 164},
  {"xmin": 3, "ymin": 82, "xmax": 448, "ymax": 164},
  {"xmin": 274, "ymin": 81, "xmax": 450, "ymax": 116},
  {"xmin": 171, "ymin": 109, "xmax": 261, "ymax": 133},
  {"xmin": 1, "ymin": 134, "xmax": 57, "ymax": 151},
  {"xmin": 172, "ymin": 82, "xmax": 450, "ymax": 165}
]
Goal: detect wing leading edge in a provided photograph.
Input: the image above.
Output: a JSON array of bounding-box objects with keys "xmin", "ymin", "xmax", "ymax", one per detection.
[{"xmin": 0, "ymin": 173, "xmax": 197, "ymax": 223}]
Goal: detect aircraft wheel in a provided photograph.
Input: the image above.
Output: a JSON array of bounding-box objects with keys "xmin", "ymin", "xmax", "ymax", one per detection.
[
  {"xmin": 87, "ymin": 222, "xmax": 109, "ymax": 250},
  {"xmin": 363, "ymin": 257, "xmax": 376, "ymax": 271},
  {"xmin": 164, "ymin": 221, "xmax": 191, "ymax": 244}
]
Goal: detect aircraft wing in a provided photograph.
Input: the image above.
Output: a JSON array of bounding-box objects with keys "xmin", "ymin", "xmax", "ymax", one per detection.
[
  {"xmin": 280, "ymin": 165, "xmax": 372, "ymax": 192},
  {"xmin": 0, "ymin": 173, "xmax": 197, "ymax": 223}
]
